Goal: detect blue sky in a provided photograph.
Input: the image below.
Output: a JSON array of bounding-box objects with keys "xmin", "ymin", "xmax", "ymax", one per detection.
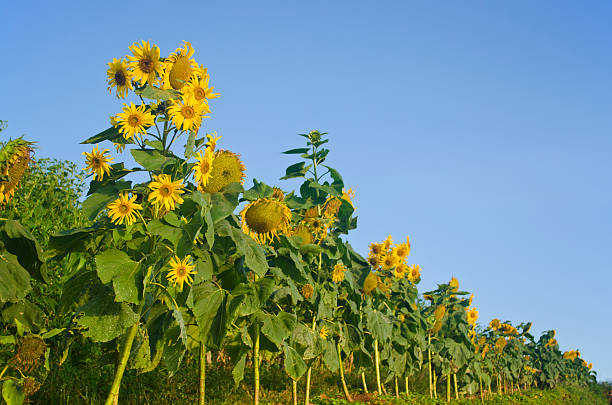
[{"xmin": 2, "ymin": 1, "xmax": 611, "ymax": 380}]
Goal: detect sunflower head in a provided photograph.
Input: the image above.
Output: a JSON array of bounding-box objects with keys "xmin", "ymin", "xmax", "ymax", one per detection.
[
  {"xmin": 323, "ymin": 196, "xmax": 342, "ymax": 218},
  {"xmin": 107, "ymin": 192, "xmax": 143, "ymax": 226},
  {"xmin": 116, "ymin": 102, "xmax": 155, "ymax": 141},
  {"xmin": 319, "ymin": 326, "xmax": 329, "ymax": 340},
  {"xmin": 367, "ymin": 253, "xmax": 383, "ymax": 268},
  {"xmin": 467, "ymin": 307, "xmax": 479, "ymax": 325},
  {"xmin": 0, "ymin": 139, "xmax": 34, "ymax": 205},
  {"xmin": 83, "ymin": 145, "xmax": 113, "ymax": 181},
  {"xmin": 332, "ymin": 263, "xmax": 346, "ymax": 283},
  {"xmin": 341, "ymin": 188, "xmax": 355, "ymax": 207},
  {"xmin": 22, "ymin": 377, "xmax": 41, "ymax": 397},
  {"xmin": 449, "ymin": 277, "xmax": 459, "ymax": 292},
  {"xmin": 168, "ymin": 92, "xmax": 210, "ymax": 132},
  {"xmin": 495, "ymin": 337, "xmax": 507, "ymax": 353},
  {"xmin": 431, "ymin": 320, "xmax": 443, "ymax": 334},
  {"xmin": 240, "ymin": 198, "xmax": 292, "ymax": 245},
  {"xmin": 395, "ymin": 236, "xmax": 411, "ymax": 258},
  {"xmin": 166, "ymin": 255, "xmax": 197, "ymax": 290},
  {"xmin": 434, "ymin": 305, "xmax": 446, "ymax": 321},
  {"xmin": 147, "ymin": 174, "xmax": 185, "ymax": 212},
  {"xmin": 127, "ymin": 40, "xmax": 163, "ymax": 85},
  {"xmin": 301, "ymin": 284, "xmax": 314, "ymax": 299},
  {"xmin": 106, "ymin": 58, "xmax": 133, "ymax": 98},
  {"xmin": 201, "ymin": 150, "xmax": 246, "ymax": 193},
  {"xmin": 162, "ymin": 41, "xmax": 198, "ymax": 90},
  {"xmin": 489, "ymin": 318, "xmax": 501, "ymax": 330},
  {"xmin": 272, "ymin": 187, "xmax": 285, "ymax": 201},
  {"xmin": 407, "ymin": 264, "xmax": 421, "ymax": 283},
  {"xmin": 193, "ymin": 149, "xmax": 214, "ymax": 190},
  {"xmin": 382, "ymin": 235, "xmax": 393, "ymax": 250},
  {"xmin": 369, "ymin": 242, "xmax": 384, "ymax": 256},
  {"xmin": 363, "ymin": 272, "xmax": 379, "ymax": 295},
  {"xmin": 394, "ymin": 263, "xmax": 407, "ymax": 279},
  {"xmin": 12, "ymin": 335, "xmax": 46, "ymax": 373},
  {"xmin": 291, "ymin": 224, "xmax": 313, "ymax": 246}
]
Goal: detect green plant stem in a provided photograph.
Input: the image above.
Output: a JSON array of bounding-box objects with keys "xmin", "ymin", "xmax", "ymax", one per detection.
[
  {"xmin": 405, "ymin": 376, "xmax": 409, "ymax": 396},
  {"xmin": 453, "ymin": 373, "xmax": 458, "ymax": 399},
  {"xmin": 337, "ymin": 342, "xmax": 353, "ymax": 402},
  {"xmin": 428, "ymin": 334, "xmax": 433, "ymax": 399},
  {"xmin": 104, "ymin": 322, "xmax": 139, "ymax": 405},
  {"xmin": 479, "ymin": 376, "xmax": 483, "ymax": 403},
  {"xmin": 304, "ymin": 316, "xmax": 316, "ymax": 405},
  {"xmin": 0, "ymin": 363, "xmax": 9, "ymax": 380},
  {"xmin": 374, "ymin": 339, "xmax": 382, "ymax": 395},
  {"xmin": 433, "ymin": 370, "xmax": 438, "ymax": 399},
  {"xmin": 394, "ymin": 376, "xmax": 399, "ymax": 398},
  {"xmin": 292, "ymin": 379, "xmax": 298, "ymax": 405},
  {"xmin": 361, "ymin": 372, "xmax": 368, "ymax": 393},
  {"xmin": 199, "ymin": 343, "xmax": 206, "ymax": 405},
  {"xmin": 446, "ymin": 374, "xmax": 451, "ymax": 403},
  {"xmin": 254, "ymin": 323, "xmax": 260, "ymax": 405}
]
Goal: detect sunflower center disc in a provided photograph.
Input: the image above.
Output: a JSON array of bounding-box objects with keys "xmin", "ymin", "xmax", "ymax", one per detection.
[
  {"xmin": 139, "ymin": 58, "xmax": 153, "ymax": 73},
  {"xmin": 128, "ymin": 116, "xmax": 139, "ymax": 126},
  {"xmin": 194, "ymin": 87, "xmax": 206, "ymax": 100},
  {"xmin": 245, "ymin": 201, "xmax": 284, "ymax": 233},
  {"xmin": 114, "ymin": 71, "xmax": 126, "ymax": 86},
  {"xmin": 160, "ymin": 186, "xmax": 171, "ymax": 196},
  {"xmin": 181, "ymin": 106, "xmax": 195, "ymax": 119}
]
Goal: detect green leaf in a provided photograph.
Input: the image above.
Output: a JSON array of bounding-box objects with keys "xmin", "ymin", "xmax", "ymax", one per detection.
[
  {"xmin": 0, "ymin": 252, "xmax": 31, "ymax": 303},
  {"xmin": 148, "ymin": 220, "xmax": 182, "ymax": 249},
  {"xmin": 2, "ymin": 300, "xmax": 45, "ymax": 331},
  {"xmin": 2, "ymin": 380, "xmax": 24, "ymax": 405},
  {"xmin": 95, "ymin": 249, "xmax": 142, "ymax": 304},
  {"xmin": 367, "ymin": 310, "xmax": 393, "ymax": 342},
  {"xmin": 209, "ymin": 183, "xmax": 242, "ymax": 223},
  {"xmin": 184, "ymin": 131, "xmax": 196, "ymax": 158},
  {"xmin": 190, "ymin": 282, "xmax": 226, "ymax": 348},
  {"xmin": 76, "ymin": 287, "xmax": 139, "ymax": 342},
  {"xmin": 131, "ymin": 149, "xmax": 180, "ymax": 171},
  {"xmin": 232, "ymin": 349, "xmax": 248, "ymax": 385},
  {"xmin": 322, "ymin": 340, "xmax": 339, "ymax": 372},
  {"xmin": 82, "ymin": 181, "xmax": 132, "ymax": 220},
  {"xmin": 261, "ymin": 313, "xmax": 290, "ymax": 349},
  {"xmin": 282, "ymin": 148, "xmax": 310, "ymax": 155},
  {"xmin": 48, "ymin": 226, "xmax": 98, "ymax": 258},
  {"xmin": 241, "ymin": 179, "xmax": 274, "ymax": 201},
  {"xmin": 216, "ymin": 220, "xmax": 268, "ymax": 277},
  {"xmin": 280, "ymin": 162, "xmax": 311, "ymax": 180},
  {"xmin": 0, "ymin": 220, "xmax": 47, "ymax": 283},
  {"xmin": 283, "ymin": 343, "xmax": 307, "ymax": 380},
  {"xmin": 81, "ymin": 126, "xmax": 122, "ymax": 144},
  {"xmin": 135, "ymin": 85, "xmax": 180, "ymax": 101}
]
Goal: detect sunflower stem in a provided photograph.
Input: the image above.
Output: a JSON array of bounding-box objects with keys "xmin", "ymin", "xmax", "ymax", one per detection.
[
  {"xmin": 374, "ymin": 339, "xmax": 382, "ymax": 395},
  {"xmin": 453, "ymin": 372, "xmax": 459, "ymax": 399},
  {"xmin": 304, "ymin": 315, "xmax": 316, "ymax": 405},
  {"xmin": 405, "ymin": 376, "xmax": 409, "ymax": 396},
  {"xmin": 292, "ymin": 379, "xmax": 298, "ymax": 405},
  {"xmin": 254, "ymin": 323, "xmax": 260, "ymax": 405},
  {"xmin": 428, "ymin": 334, "xmax": 433, "ymax": 399},
  {"xmin": 361, "ymin": 372, "xmax": 368, "ymax": 393},
  {"xmin": 104, "ymin": 322, "xmax": 139, "ymax": 405},
  {"xmin": 0, "ymin": 363, "xmax": 9, "ymax": 380},
  {"xmin": 199, "ymin": 343, "xmax": 206, "ymax": 405},
  {"xmin": 394, "ymin": 376, "xmax": 399, "ymax": 399},
  {"xmin": 446, "ymin": 373, "xmax": 451, "ymax": 403}
]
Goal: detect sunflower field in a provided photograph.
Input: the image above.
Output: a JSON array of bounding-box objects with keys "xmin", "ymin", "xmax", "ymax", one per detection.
[{"xmin": 0, "ymin": 41, "xmax": 604, "ymax": 405}]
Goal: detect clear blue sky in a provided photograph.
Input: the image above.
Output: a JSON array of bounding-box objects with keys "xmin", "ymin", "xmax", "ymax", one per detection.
[{"xmin": 2, "ymin": 1, "xmax": 611, "ymax": 380}]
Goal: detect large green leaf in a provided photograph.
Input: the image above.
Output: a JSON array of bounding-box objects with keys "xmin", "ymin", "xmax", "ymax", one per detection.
[
  {"xmin": 131, "ymin": 149, "xmax": 180, "ymax": 171},
  {"xmin": 1, "ymin": 220, "xmax": 47, "ymax": 283},
  {"xmin": 0, "ymin": 252, "xmax": 31, "ymax": 303},
  {"xmin": 232, "ymin": 349, "xmax": 248, "ymax": 385},
  {"xmin": 366, "ymin": 309, "xmax": 393, "ymax": 342},
  {"xmin": 2, "ymin": 380, "xmax": 24, "ymax": 405},
  {"xmin": 322, "ymin": 339, "xmax": 339, "ymax": 372},
  {"xmin": 148, "ymin": 220, "xmax": 182, "ymax": 249},
  {"xmin": 2, "ymin": 300, "xmax": 45, "ymax": 331},
  {"xmin": 216, "ymin": 220, "xmax": 268, "ymax": 277},
  {"xmin": 190, "ymin": 281, "xmax": 226, "ymax": 348},
  {"xmin": 81, "ymin": 126, "xmax": 122, "ymax": 144},
  {"xmin": 283, "ymin": 343, "xmax": 307, "ymax": 380},
  {"xmin": 82, "ymin": 181, "xmax": 131, "ymax": 220},
  {"xmin": 48, "ymin": 227, "xmax": 99, "ymax": 258},
  {"xmin": 261, "ymin": 313, "xmax": 290, "ymax": 349},
  {"xmin": 76, "ymin": 287, "xmax": 139, "ymax": 342},
  {"xmin": 95, "ymin": 249, "xmax": 141, "ymax": 304},
  {"xmin": 135, "ymin": 85, "xmax": 179, "ymax": 101}
]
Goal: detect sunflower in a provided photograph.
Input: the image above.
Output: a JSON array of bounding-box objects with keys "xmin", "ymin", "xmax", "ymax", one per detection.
[
  {"xmin": 200, "ymin": 150, "xmax": 246, "ymax": 193},
  {"xmin": 363, "ymin": 272, "xmax": 379, "ymax": 295},
  {"xmin": 148, "ymin": 174, "xmax": 185, "ymax": 211},
  {"xmin": 168, "ymin": 93, "xmax": 210, "ymax": 132},
  {"xmin": 407, "ymin": 264, "xmax": 421, "ymax": 282},
  {"xmin": 495, "ymin": 337, "xmax": 507, "ymax": 353},
  {"xmin": 468, "ymin": 294, "xmax": 474, "ymax": 306},
  {"xmin": 478, "ymin": 336, "xmax": 487, "ymax": 346},
  {"xmin": 319, "ymin": 326, "xmax": 329, "ymax": 340},
  {"xmin": 382, "ymin": 235, "xmax": 393, "ymax": 250},
  {"xmin": 449, "ymin": 277, "xmax": 459, "ymax": 292},
  {"xmin": 106, "ymin": 58, "xmax": 133, "ymax": 98},
  {"xmin": 13, "ymin": 336, "xmax": 46, "ymax": 373},
  {"xmin": 342, "ymin": 188, "xmax": 355, "ymax": 207},
  {"xmin": 193, "ymin": 149, "xmax": 214, "ymax": 190},
  {"xmin": 83, "ymin": 146, "xmax": 113, "ymax": 181},
  {"xmin": 292, "ymin": 224, "xmax": 313, "ymax": 245},
  {"xmin": 394, "ymin": 263, "xmax": 407, "ymax": 279},
  {"xmin": 398, "ymin": 314, "xmax": 405, "ymax": 322},
  {"xmin": 115, "ymin": 103, "xmax": 155, "ymax": 141},
  {"xmin": 332, "ymin": 263, "xmax": 346, "ymax": 283},
  {"xmin": 271, "ymin": 187, "xmax": 285, "ymax": 201},
  {"xmin": 205, "ymin": 132, "xmax": 222, "ymax": 151},
  {"xmin": 434, "ymin": 305, "xmax": 446, "ymax": 321},
  {"xmin": 240, "ymin": 198, "xmax": 292, "ymax": 244},
  {"xmin": 369, "ymin": 242, "xmax": 384, "ymax": 256},
  {"xmin": 467, "ymin": 307, "xmax": 479, "ymax": 326},
  {"xmin": 127, "ymin": 40, "xmax": 163, "ymax": 85},
  {"xmin": 431, "ymin": 320, "xmax": 443, "ymax": 334},
  {"xmin": 481, "ymin": 344, "xmax": 490, "ymax": 359},
  {"xmin": 166, "ymin": 255, "xmax": 197, "ymax": 290},
  {"xmin": 0, "ymin": 140, "xmax": 33, "ymax": 204},
  {"xmin": 395, "ymin": 236, "xmax": 411, "ymax": 258},
  {"xmin": 183, "ymin": 74, "xmax": 220, "ymax": 102},
  {"xmin": 545, "ymin": 338, "xmax": 558, "ymax": 348},
  {"xmin": 489, "ymin": 319, "xmax": 501, "ymax": 330},
  {"xmin": 107, "ymin": 192, "xmax": 142, "ymax": 225},
  {"xmin": 381, "ymin": 253, "xmax": 399, "ymax": 271},
  {"xmin": 162, "ymin": 41, "xmax": 198, "ymax": 90},
  {"xmin": 301, "ymin": 284, "xmax": 314, "ymax": 299},
  {"xmin": 367, "ymin": 253, "xmax": 383, "ymax": 268},
  {"xmin": 323, "ymin": 196, "xmax": 342, "ymax": 218}
]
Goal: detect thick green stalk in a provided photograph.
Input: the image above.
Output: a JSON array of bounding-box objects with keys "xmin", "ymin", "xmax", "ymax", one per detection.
[
  {"xmin": 0, "ymin": 364, "xmax": 9, "ymax": 380},
  {"xmin": 104, "ymin": 323, "xmax": 139, "ymax": 405},
  {"xmin": 304, "ymin": 316, "xmax": 316, "ymax": 405},
  {"xmin": 374, "ymin": 339, "xmax": 382, "ymax": 395},
  {"xmin": 361, "ymin": 372, "xmax": 368, "ymax": 393},
  {"xmin": 394, "ymin": 377, "xmax": 399, "ymax": 398},
  {"xmin": 405, "ymin": 376, "xmax": 409, "ymax": 396},
  {"xmin": 433, "ymin": 370, "xmax": 438, "ymax": 399},
  {"xmin": 292, "ymin": 379, "xmax": 298, "ymax": 405},
  {"xmin": 254, "ymin": 324, "xmax": 260, "ymax": 405},
  {"xmin": 453, "ymin": 373, "xmax": 459, "ymax": 399},
  {"xmin": 337, "ymin": 342, "xmax": 353, "ymax": 402},
  {"xmin": 446, "ymin": 374, "xmax": 451, "ymax": 403},
  {"xmin": 479, "ymin": 375, "xmax": 483, "ymax": 403},
  {"xmin": 428, "ymin": 334, "xmax": 433, "ymax": 399},
  {"xmin": 199, "ymin": 344, "xmax": 206, "ymax": 405}
]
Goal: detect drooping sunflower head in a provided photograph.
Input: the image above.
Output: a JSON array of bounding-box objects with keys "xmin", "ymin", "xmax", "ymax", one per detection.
[
  {"xmin": 13, "ymin": 335, "xmax": 46, "ymax": 373},
  {"xmin": 106, "ymin": 58, "xmax": 133, "ymax": 98},
  {"xmin": 0, "ymin": 139, "xmax": 34, "ymax": 205},
  {"xmin": 407, "ymin": 264, "xmax": 421, "ymax": 283},
  {"xmin": 434, "ymin": 305, "xmax": 446, "ymax": 321},
  {"xmin": 301, "ymin": 284, "xmax": 314, "ymax": 299},
  {"xmin": 116, "ymin": 103, "xmax": 155, "ymax": 141},
  {"xmin": 166, "ymin": 255, "xmax": 197, "ymax": 290},
  {"xmin": 332, "ymin": 263, "xmax": 347, "ymax": 283},
  {"xmin": 489, "ymin": 318, "xmax": 501, "ymax": 330},
  {"xmin": 363, "ymin": 272, "xmax": 379, "ymax": 295},
  {"xmin": 467, "ymin": 307, "xmax": 479, "ymax": 326},
  {"xmin": 291, "ymin": 224, "xmax": 313, "ymax": 246},
  {"xmin": 107, "ymin": 192, "xmax": 142, "ymax": 226},
  {"xmin": 127, "ymin": 40, "xmax": 163, "ymax": 85},
  {"xmin": 323, "ymin": 196, "xmax": 342, "ymax": 218},
  {"xmin": 201, "ymin": 150, "xmax": 245, "ymax": 193},
  {"xmin": 83, "ymin": 145, "xmax": 113, "ymax": 181},
  {"xmin": 168, "ymin": 92, "xmax": 210, "ymax": 132},
  {"xmin": 495, "ymin": 337, "xmax": 507, "ymax": 353},
  {"xmin": 193, "ymin": 149, "xmax": 214, "ymax": 190},
  {"xmin": 449, "ymin": 277, "xmax": 459, "ymax": 292},
  {"xmin": 147, "ymin": 174, "xmax": 185, "ymax": 212},
  {"xmin": 162, "ymin": 41, "xmax": 198, "ymax": 90},
  {"xmin": 240, "ymin": 198, "xmax": 292, "ymax": 245},
  {"xmin": 22, "ymin": 377, "xmax": 41, "ymax": 397}
]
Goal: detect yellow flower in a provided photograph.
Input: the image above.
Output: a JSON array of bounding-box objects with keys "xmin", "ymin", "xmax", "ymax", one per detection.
[
  {"xmin": 489, "ymin": 319, "xmax": 501, "ymax": 330},
  {"xmin": 168, "ymin": 93, "xmax": 210, "ymax": 133},
  {"xmin": 166, "ymin": 255, "xmax": 197, "ymax": 290},
  {"xmin": 398, "ymin": 314, "xmax": 405, "ymax": 322},
  {"xmin": 449, "ymin": 277, "xmax": 459, "ymax": 292},
  {"xmin": 83, "ymin": 146, "xmax": 113, "ymax": 181},
  {"xmin": 200, "ymin": 150, "xmax": 246, "ymax": 193},
  {"xmin": 332, "ymin": 263, "xmax": 346, "ymax": 283},
  {"xmin": 292, "ymin": 224, "xmax": 313, "ymax": 246},
  {"xmin": 381, "ymin": 252, "xmax": 399, "ymax": 271},
  {"xmin": 394, "ymin": 263, "xmax": 407, "ymax": 279},
  {"xmin": 431, "ymin": 320, "xmax": 443, "ymax": 334},
  {"xmin": 107, "ymin": 192, "xmax": 142, "ymax": 226},
  {"xmin": 323, "ymin": 196, "xmax": 342, "ymax": 218},
  {"xmin": 363, "ymin": 272, "xmax": 379, "ymax": 295},
  {"xmin": 127, "ymin": 40, "xmax": 163, "ymax": 85},
  {"xmin": 434, "ymin": 305, "xmax": 446, "ymax": 321},
  {"xmin": 395, "ymin": 236, "xmax": 410, "ymax": 258},
  {"xmin": 341, "ymin": 188, "xmax": 355, "ymax": 207},
  {"xmin": 369, "ymin": 242, "xmax": 384, "ymax": 257},
  {"xmin": 467, "ymin": 307, "xmax": 478, "ymax": 326},
  {"xmin": 367, "ymin": 253, "xmax": 383, "ymax": 268},
  {"xmin": 205, "ymin": 132, "xmax": 222, "ymax": 151},
  {"xmin": 193, "ymin": 149, "xmax": 214, "ymax": 190},
  {"xmin": 147, "ymin": 174, "xmax": 185, "ymax": 211},
  {"xmin": 106, "ymin": 58, "xmax": 133, "ymax": 98},
  {"xmin": 113, "ymin": 142, "xmax": 126, "ymax": 153},
  {"xmin": 382, "ymin": 235, "xmax": 393, "ymax": 251},
  {"xmin": 468, "ymin": 294, "xmax": 474, "ymax": 306},
  {"xmin": 301, "ymin": 284, "xmax": 314, "ymax": 299},
  {"xmin": 183, "ymin": 74, "xmax": 220, "ymax": 102},
  {"xmin": 478, "ymin": 336, "xmax": 487, "ymax": 346},
  {"xmin": 495, "ymin": 337, "xmax": 507, "ymax": 353},
  {"xmin": 481, "ymin": 344, "xmax": 490, "ymax": 359},
  {"xmin": 271, "ymin": 187, "xmax": 285, "ymax": 201},
  {"xmin": 407, "ymin": 264, "xmax": 421, "ymax": 282},
  {"xmin": 162, "ymin": 41, "xmax": 198, "ymax": 90},
  {"xmin": 319, "ymin": 326, "xmax": 329, "ymax": 340},
  {"xmin": 115, "ymin": 103, "xmax": 155, "ymax": 141},
  {"xmin": 0, "ymin": 141, "xmax": 34, "ymax": 205},
  {"xmin": 240, "ymin": 198, "xmax": 292, "ymax": 244},
  {"xmin": 545, "ymin": 338, "xmax": 557, "ymax": 348}
]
